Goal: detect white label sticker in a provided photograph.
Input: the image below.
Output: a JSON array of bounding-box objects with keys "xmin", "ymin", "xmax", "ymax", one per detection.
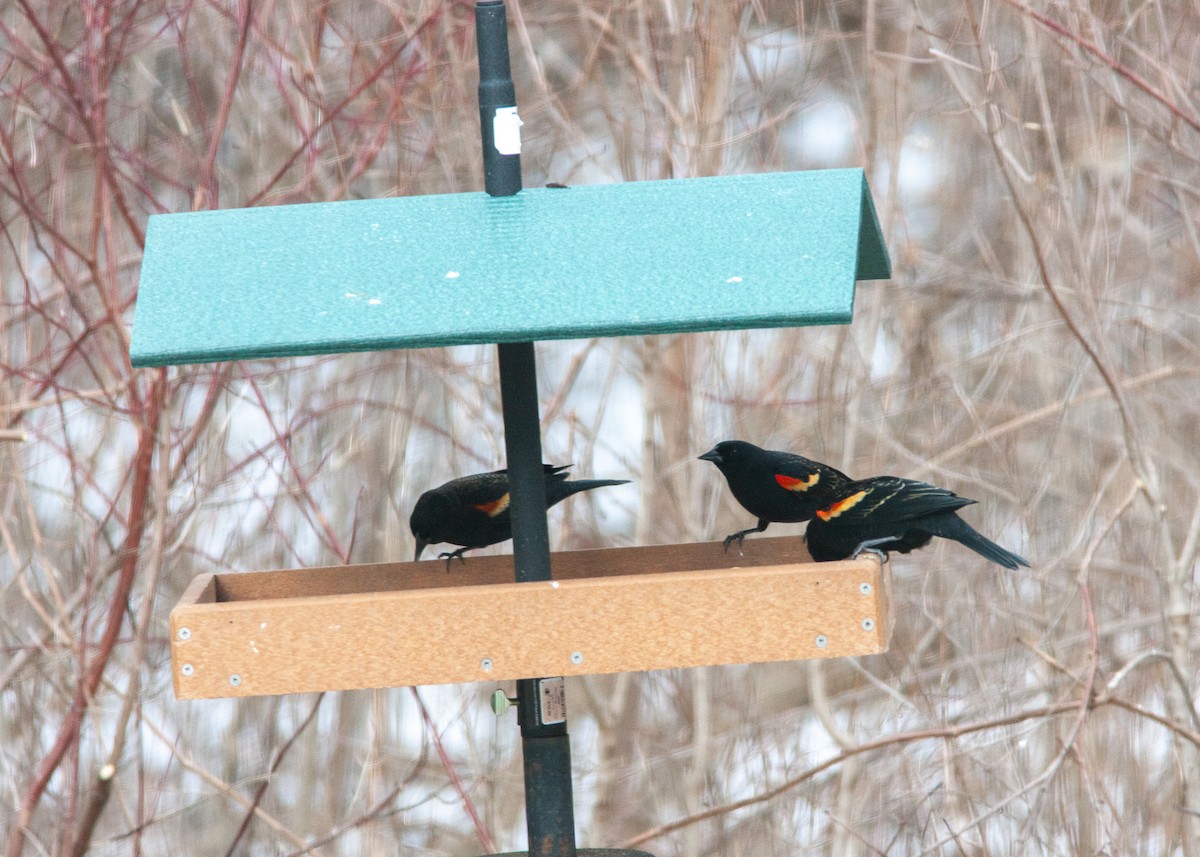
[
  {"xmin": 493, "ymin": 106, "xmax": 523, "ymax": 155},
  {"xmin": 538, "ymin": 677, "xmax": 566, "ymax": 724}
]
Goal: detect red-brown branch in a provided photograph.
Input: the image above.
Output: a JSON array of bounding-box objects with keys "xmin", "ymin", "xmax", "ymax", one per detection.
[
  {"xmin": 1004, "ymin": 0, "xmax": 1200, "ymax": 135},
  {"xmin": 6, "ymin": 369, "xmax": 165, "ymax": 857},
  {"xmin": 411, "ymin": 687, "xmax": 497, "ymax": 854}
]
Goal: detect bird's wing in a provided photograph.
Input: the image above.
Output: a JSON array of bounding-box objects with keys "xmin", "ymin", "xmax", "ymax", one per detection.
[
  {"xmin": 462, "ymin": 465, "xmax": 572, "ymax": 517},
  {"xmin": 816, "ymin": 477, "xmax": 975, "ymax": 524},
  {"xmin": 452, "ymin": 471, "xmax": 514, "ymax": 518},
  {"xmin": 771, "ymin": 454, "xmax": 847, "ymax": 495}
]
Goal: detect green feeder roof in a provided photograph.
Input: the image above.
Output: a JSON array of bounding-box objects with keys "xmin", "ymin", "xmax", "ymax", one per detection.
[{"xmin": 129, "ymin": 168, "xmax": 889, "ymax": 367}]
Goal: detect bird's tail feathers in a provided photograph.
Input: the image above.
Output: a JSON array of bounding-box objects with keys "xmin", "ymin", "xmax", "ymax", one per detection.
[
  {"xmin": 547, "ymin": 478, "xmax": 631, "ymax": 506},
  {"xmin": 924, "ymin": 515, "xmax": 1029, "ymax": 570}
]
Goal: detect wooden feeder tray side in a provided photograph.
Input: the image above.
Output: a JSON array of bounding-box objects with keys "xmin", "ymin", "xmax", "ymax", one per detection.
[{"xmin": 169, "ymin": 537, "xmax": 891, "ymax": 699}]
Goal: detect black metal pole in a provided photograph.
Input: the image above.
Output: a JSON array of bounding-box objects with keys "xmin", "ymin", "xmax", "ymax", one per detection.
[
  {"xmin": 497, "ymin": 344, "xmax": 552, "ymax": 583},
  {"xmin": 477, "ymin": 0, "xmax": 522, "ymax": 198},
  {"xmin": 478, "ymin": 4, "xmax": 577, "ymax": 856}
]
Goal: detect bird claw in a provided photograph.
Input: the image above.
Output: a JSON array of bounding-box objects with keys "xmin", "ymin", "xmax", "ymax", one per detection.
[
  {"xmin": 721, "ymin": 532, "xmax": 746, "ymax": 555},
  {"xmin": 438, "ymin": 549, "xmax": 468, "ymax": 572},
  {"xmin": 849, "ymin": 539, "xmax": 891, "ymax": 564},
  {"xmin": 721, "ymin": 524, "xmax": 764, "ymax": 555}
]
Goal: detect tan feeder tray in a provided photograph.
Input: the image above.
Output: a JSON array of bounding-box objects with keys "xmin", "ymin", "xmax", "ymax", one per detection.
[{"xmin": 169, "ymin": 536, "xmax": 892, "ymax": 699}]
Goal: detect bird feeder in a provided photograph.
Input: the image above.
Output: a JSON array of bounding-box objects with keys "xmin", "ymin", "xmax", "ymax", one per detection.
[
  {"xmin": 168, "ymin": 538, "xmax": 889, "ymax": 698},
  {"xmin": 135, "ymin": 163, "xmax": 894, "ymax": 696},
  {"xmin": 129, "ymin": 3, "xmax": 892, "ymax": 854}
]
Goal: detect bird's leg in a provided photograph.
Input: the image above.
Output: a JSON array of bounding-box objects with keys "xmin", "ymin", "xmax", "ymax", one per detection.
[
  {"xmin": 722, "ymin": 519, "xmax": 770, "ymax": 554},
  {"xmin": 849, "ymin": 537, "xmax": 893, "ymax": 563},
  {"xmin": 438, "ymin": 548, "xmax": 471, "ymax": 572}
]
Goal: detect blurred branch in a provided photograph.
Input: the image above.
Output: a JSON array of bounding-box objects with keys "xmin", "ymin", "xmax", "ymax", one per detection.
[
  {"xmin": 194, "ymin": 0, "xmax": 255, "ymax": 211},
  {"xmin": 139, "ymin": 715, "xmax": 323, "ymax": 854},
  {"xmin": 411, "ymin": 687, "xmax": 497, "ymax": 854},
  {"xmin": 244, "ymin": 8, "xmax": 446, "ymax": 207},
  {"xmin": 241, "ymin": 372, "xmax": 349, "ymax": 563},
  {"xmin": 7, "ymin": 369, "xmax": 166, "ymax": 857},
  {"xmin": 913, "ymin": 580, "xmax": 1098, "ymax": 854},
  {"xmin": 1002, "ymin": 0, "xmax": 1200, "ymax": 136},
  {"xmin": 10, "ymin": 0, "xmax": 145, "ymax": 246},
  {"xmin": 68, "ymin": 398, "xmax": 175, "ymax": 857},
  {"xmin": 223, "ymin": 693, "xmax": 325, "ymax": 857},
  {"xmin": 621, "ymin": 700, "xmax": 1085, "ymax": 849},
  {"xmin": 914, "ymin": 366, "xmax": 1187, "ymax": 477},
  {"xmin": 1102, "ymin": 697, "xmax": 1200, "ymax": 748},
  {"xmin": 989, "ymin": 114, "xmax": 1152, "ymax": 494},
  {"xmin": 959, "ymin": 2, "xmax": 1200, "ymax": 843}
]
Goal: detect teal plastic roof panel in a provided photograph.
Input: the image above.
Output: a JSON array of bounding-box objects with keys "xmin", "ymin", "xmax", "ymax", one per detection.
[{"xmin": 129, "ymin": 169, "xmax": 889, "ymax": 367}]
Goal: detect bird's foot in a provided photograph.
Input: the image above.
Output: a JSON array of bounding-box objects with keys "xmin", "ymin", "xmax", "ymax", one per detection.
[
  {"xmin": 849, "ymin": 538, "xmax": 892, "ymax": 564},
  {"xmin": 721, "ymin": 530, "xmax": 751, "ymax": 555},
  {"xmin": 438, "ymin": 549, "xmax": 469, "ymax": 572}
]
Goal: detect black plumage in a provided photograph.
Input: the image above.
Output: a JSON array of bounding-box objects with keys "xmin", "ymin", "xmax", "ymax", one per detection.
[
  {"xmin": 410, "ymin": 464, "xmax": 629, "ymax": 568},
  {"xmin": 699, "ymin": 440, "xmax": 851, "ymax": 550},
  {"xmin": 804, "ymin": 476, "xmax": 1029, "ymax": 569}
]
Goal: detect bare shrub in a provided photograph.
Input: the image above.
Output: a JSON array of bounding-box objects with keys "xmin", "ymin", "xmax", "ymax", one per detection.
[{"xmin": 3, "ymin": 1, "xmax": 1199, "ymax": 854}]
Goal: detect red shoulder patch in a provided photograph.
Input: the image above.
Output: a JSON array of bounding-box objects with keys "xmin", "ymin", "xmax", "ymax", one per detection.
[
  {"xmin": 775, "ymin": 472, "xmax": 820, "ymax": 492},
  {"xmin": 473, "ymin": 493, "xmax": 511, "ymax": 518},
  {"xmin": 816, "ymin": 490, "xmax": 868, "ymax": 521}
]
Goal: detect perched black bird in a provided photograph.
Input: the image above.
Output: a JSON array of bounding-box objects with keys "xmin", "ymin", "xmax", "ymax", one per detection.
[
  {"xmin": 804, "ymin": 476, "xmax": 1029, "ymax": 569},
  {"xmin": 698, "ymin": 440, "xmax": 852, "ymax": 551},
  {"xmin": 410, "ymin": 464, "xmax": 629, "ymax": 569}
]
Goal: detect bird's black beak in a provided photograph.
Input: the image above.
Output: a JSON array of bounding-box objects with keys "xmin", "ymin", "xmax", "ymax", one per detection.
[
  {"xmin": 698, "ymin": 448, "xmax": 721, "ymax": 464},
  {"xmin": 414, "ymin": 538, "xmax": 428, "ymax": 562}
]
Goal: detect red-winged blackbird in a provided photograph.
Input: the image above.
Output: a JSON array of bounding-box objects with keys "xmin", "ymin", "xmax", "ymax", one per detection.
[
  {"xmin": 699, "ymin": 440, "xmax": 852, "ymax": 551},
  {"xmin": 804, "ymin": 476, "xmax": 1029, "ymax": 569},
  {"xmin": 410, "ymin": 464, "xmax": 629, "ymax": 569}
]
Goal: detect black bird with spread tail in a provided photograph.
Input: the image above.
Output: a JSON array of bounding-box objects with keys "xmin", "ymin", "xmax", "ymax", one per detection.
[
  {"xmin": 805, "ymin": 475, "xmax": 1029, "ymax": 569},
  {"xmin": 699, "ymin": 440, "xmax": 851, "ymax": 551},
  {"xmin": 410, "ymin": 464, "xmax": 629, "ymax": 569}
]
